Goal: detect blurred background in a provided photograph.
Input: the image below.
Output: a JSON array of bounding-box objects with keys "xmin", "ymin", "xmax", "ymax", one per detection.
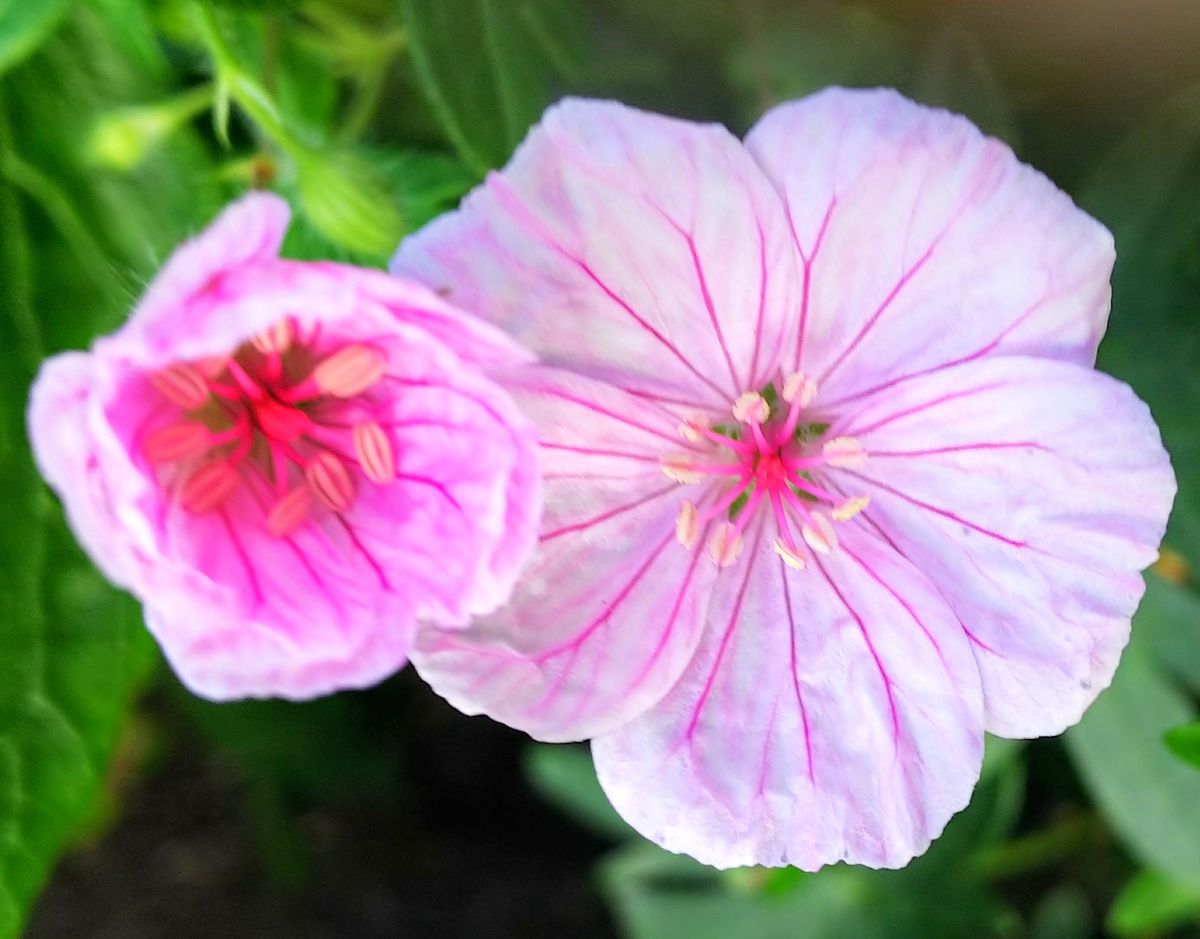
[{"xmin": 2, "ymin": 1, "xmax": 1200, "ymax": 936}]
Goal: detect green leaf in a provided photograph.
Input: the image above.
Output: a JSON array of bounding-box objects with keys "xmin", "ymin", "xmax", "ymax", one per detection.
[
  {"xmin": 0, "ymin": 0, "xmax": 73, "ymax": 75},
  {"xmin": 401, "ymin": 0, "xmax": 586, "ymax": 174},
  {"xmin": 1108, "ymin": 868, "xmax": 1200, "ymax": 937},
  {"xmin": 1028, "ymin": 886, "xmax": 1094, "ymax": 939},
  {"xmin": 524, "ymin": 744, "xmax": 634, "ymax": 841},
  {"xmin": 602, "ymin": 844, "xmax": 1012, "ymax": 939},
  {"xmin": 1065, "ymin": 578, "xmax": 1200, "ymax": 883},
  {"xmin": 1164, "ymin": 721, "xmax": 1200, "ymax": 769},
  {"xmin": 0, "ymin": 117, "xmax": 155, "ymax": 939},
  {"xmin": 1137, "ymin": 575, "xmax": 1200, "ymax": 692},
  {"xmin": 1080, "ymin": 82, "xmax": 1200, "ymax": 565}
]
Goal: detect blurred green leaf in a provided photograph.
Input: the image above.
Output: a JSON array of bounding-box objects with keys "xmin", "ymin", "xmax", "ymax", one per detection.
[
  {"xmin": 1065, "ymin": 578, "xmax": 1200, "ymax": 883},
  {"xmin": 1028, "ymin": 885, "xmax": 1094, "ymax": 939},
  {"xmin": 0, "ymin": 104, "xmax": 155, "ymax": 939},
  {"xmin": 1164, "ymin": 721, "xmax": 1200, "ymax": 769},
  {"xmin": 283, "ymin": 146, "xmax": 473, "ymax": 262},
  {"xmin": 726, "ymin": 2, "xmax": 912, "ymax": 126},
  {"xmin": 0, "ymin": 0, "xmax": 73, "ymax": 76},
  {"xmin": 1137, "ymin": 574, "xmax": 1200, "ymax": 692},
  {"xmin": 1082, "ymin": 82, "xmax": 1200, "ymax": 565},
  {"xmin": 400, "ymin": 0, "xmax": 586, "ymax": 173},
  {"xmin": 524, "ymin": 744, "xmax": 633, "ymax": 841},
  {"xmin": 602, "ymin": 843, "xmax": 1012, "ymax": 939},
  {"xmin": 912, "ymin": 25, "xmax": 1017, "ymax": 143},
  {"xmin": 1108, "ymin": 868, "xmax": 1200, "ymax": 938}
]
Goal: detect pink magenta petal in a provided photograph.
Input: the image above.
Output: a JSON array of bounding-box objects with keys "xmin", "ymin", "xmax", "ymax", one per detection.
[
  {"xmin": 391, "ymin": 98, "xmax": 801, "ymax": 408},
  {"xmin": 29, "ymin": 195, "xmax": 541, "ymax": 701},
  {"xmin": 411, "ymin": 367, "xmax": 719, "ymax": 741},
  {"xmin": 593, "ymin": 522, "xmax": 983, "ymax": 870},
  {"xmin": 835, "ymin": 355, "xmax": 1174, "ymax": 737},
  {"xmin": 744, "ymin": 88, "xmax": 1115, "ymax": 404}
]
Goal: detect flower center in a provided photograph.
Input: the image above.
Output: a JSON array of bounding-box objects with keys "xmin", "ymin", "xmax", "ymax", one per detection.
[
  {"xmin": 663, "ymin": 372, "xmax": 869, "ymax": 569},
  {"xmin": 140, "ymin": 318, "xmax": 395, "ymax": 537}
]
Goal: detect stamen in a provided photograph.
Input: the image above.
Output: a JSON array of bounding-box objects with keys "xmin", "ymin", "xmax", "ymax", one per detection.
[
  {"xmin": 677, "ymin": 413, "xmax": 708, "ymax": 443},
  {"xmin": 801, "ymin": 513, "xmax": 838, "ymax": 554},
  {"xmin": 732, "ymin": 391, "xmax": 769, "ymax": 424},
  {"xmin": 707, "ymin": 522, "xmax": 744, "ymax": 567},
  {"xmin": 660, "ymin": 453, "xmax": 708, "ymax": 484},
  {"xmin": 353, "ymin": 422, "xmax": 396, "ymax": 484},
  {"xmin": 822, "ymin": 436, "xmax": 867, "ymax": 468},
  {"xmin": 831, "ymin": 495, "xmax": 870, "ymax": 522},
  {"xmin": 675, "ymin": 501, "xmax": 700, "ymax": 549},
  {"xmin": 781, "ymin": 372, "xmax": 818, "ymax": 407},
  {"xmin": 180, "ymin": 460, "xmax": 239, "ymax": 513},
  {"xmin": 306, "ymin": 450, "xmax": 356, "ymax": 511},
  {"xmin": 252, "ymin": 319, "xmax": 293, "ymax": 355},
  {"xmin": 267, "ymin": 485, "xmax": 312, "ymax": 538},
  {"xmin": 312, "ymin": 345, "xmax": 388, "ymax": 398},
  {"xmin": 143, "ymin": 422, "xmax": 212, "ymax": 463},
  {"xmin": 773, "ymin": 538, "xmax": 807, "ymax": 570},
  {"xmin": 149, "ymin": 363, "xmax": 210, "ymax": 409}
]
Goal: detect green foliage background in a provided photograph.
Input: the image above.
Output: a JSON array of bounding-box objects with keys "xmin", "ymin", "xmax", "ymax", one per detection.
[{"xmin": 2, "ymin": 1, "xmax": 1200, "ymax": 937}]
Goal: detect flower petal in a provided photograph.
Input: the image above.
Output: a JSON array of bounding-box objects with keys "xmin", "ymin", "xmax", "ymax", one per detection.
[
  {"xmin": 412, "ymin": 367, "xmax": 717, "ymax": 741},
  {"xmin": 836, "ymin": 355, "xmax": 1175, "ymax": 737},
  {"xmin": 744, "ymin": 88, "xmax": 1114, "ymax": 403},
  {"xmin": 593, "ymin": 521, "xmax": 983, "ymax": 870},
  {"xmin": 114, "ymin": 192, "xmax": 291, "ymax": 362},
  {"xmin": 391, "ymin": 97, "xmax": 801, "ymax": 406}
]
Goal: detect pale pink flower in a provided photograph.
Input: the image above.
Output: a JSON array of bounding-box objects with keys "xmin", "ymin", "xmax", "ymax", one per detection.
[
  {"xmin": 29, "ymin": 193, "xmax": 540, "ymax": 700},
  {"xmin": 392, "ymin": 89, "xmax": 1176, "ymax": 869}
]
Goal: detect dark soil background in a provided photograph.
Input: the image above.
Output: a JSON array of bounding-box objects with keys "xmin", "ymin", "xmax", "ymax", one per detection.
[{"xmin": 25, "ymin": 670, "xmax": 618, "ymax": 939}]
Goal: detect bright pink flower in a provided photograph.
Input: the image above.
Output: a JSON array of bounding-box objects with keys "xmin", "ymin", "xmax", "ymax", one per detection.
[
  {"xmin": 29, "ymin": 193, "xmax": 540, "ymax": 700},
  {"xmin": 392, "ymin": 89, "xmax": 1176, "ymax": 868}
]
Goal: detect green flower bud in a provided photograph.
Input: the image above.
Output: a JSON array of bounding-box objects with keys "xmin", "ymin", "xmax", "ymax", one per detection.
[{"xmin": 295, "ymin": 149, "xmax": 405, "ymax": 260}]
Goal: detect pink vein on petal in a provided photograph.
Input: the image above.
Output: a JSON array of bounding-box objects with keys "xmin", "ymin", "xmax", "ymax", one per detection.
[
  {"xmin": 541, "ymin": 484, "xmax": 678, "ymax": 542},
  {"xmin": 812, "ymin": 553, "xmax": 902, "ymax": 755},
  {"xmin": 780, "ymin": 556, "xmax": 816, "ymax": 782}
]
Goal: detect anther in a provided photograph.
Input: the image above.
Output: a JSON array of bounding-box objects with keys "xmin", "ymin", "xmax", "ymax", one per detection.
[
  {"xmin": 832, "ymin": 496, "xmax": 870, "ymax": 522},
  {"xmin": 353, "ymin": 422, "xmax": 396, "ymax": 484},
  {"xmin": 773, "ymin": 538, "xmax": 807, "ymax": 570},
  {"xmin": 312, "ymin": 345, "xmax": 388, "ymax": 398},
  {"xmin": 252, "ymin": 319, "xmax": 293, "ymax": 355},
  {"xmin": 822, "ymin": 436, "xmax": 867, "ymax": 468},
  {"xmin": 660, "ymin": 453, "xmax": 706, "ymax": 484},
  {"xmin": 143, "ymin": 422, "xmax": 212, "ymax": 463},
  {"xmin": 149, "ymin": 363, "xmax": 210, "ymax": 409},
  {"xmin": 707, "ymin": 522, "xmax": 744, "ymax": 567},
  {"xmin": 732, "ymin": 391, "xmax": 770, "ymax": 424},
  {"xmin": 675, "ymin": 501, "xmax": 701, "ymax": 549},
  {"xmin": 306, "ymin": 450, "xmax": 356, "ymax": 511},
  {"xmin": 179, "ymin": 460, "xmax": 239, "ymax": 514},
  {"xmin": 781, "ymin": 372, "xmax": 818, "ymax": 407},
  {"xmin": 801, "ymin": 514, "xmax": 838, "ymax": 554},
  {"xmin": 677, "ymin": 413, "xmax": 709, "ymax": 443},
  {"xmin": 266, "ymin": 486, "xmax": 312, "ymax": 538}
]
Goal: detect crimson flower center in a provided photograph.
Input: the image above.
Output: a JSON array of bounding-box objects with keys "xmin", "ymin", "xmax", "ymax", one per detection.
[
  {"xmin": 665, "ymin": 375, "xmax": 870, "ymax": 569},
  {"xmin": 139, "ymin": 317, "xmax": 395, "ymax": 537}
]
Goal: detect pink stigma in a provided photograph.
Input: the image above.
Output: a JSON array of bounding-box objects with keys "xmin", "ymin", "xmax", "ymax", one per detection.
[{"xmin": 139, "ymin": 318, "xmax": 396, "ymax": 536}]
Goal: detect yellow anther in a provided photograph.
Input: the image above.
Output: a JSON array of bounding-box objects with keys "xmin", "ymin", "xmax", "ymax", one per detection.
[
  {"xmin": 802, "ymin": 514, "xmax": 838, "ymax": 554},
  {"xmin": 675, "ymin": 501, "xmax": 701, "ymax": 549},
  {"xmin": 732, "ymin": 391, "xmax": 770, "ymax": 424},
  {"xmin": 781, "ymin": 372, "xmax": 818, "ymax": 407},
  {"xmin": 266, "ymin": 486, "xmax": 312, "ymax": 538},
  {"xmin": 353, "ymin": 421, "xmax": 396, "ymax": 485},
  {"xmin": 707, "ymin": 522, "xmax": 744, "ymax": 567},
  {"xmin": 822, "ymin": 436, "xmax": 867, "ymax": 468},
  {"xmin": 677, "ymin": 412, "xmax": 710, "ymax": 443},
  {"xmin": 252, "ymin": 319, "xmax": 293, "ymax": 355},
  {"xmin": 832, "ymin": 496, "xmax": 870, "ymax": 522}
]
